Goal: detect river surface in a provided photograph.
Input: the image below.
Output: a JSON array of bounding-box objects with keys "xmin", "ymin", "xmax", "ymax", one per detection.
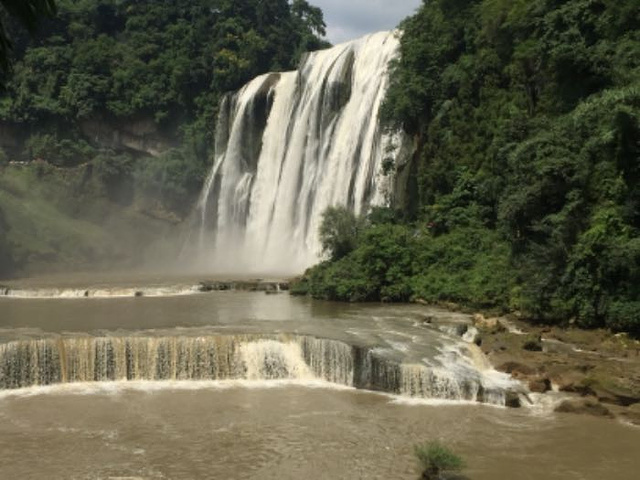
[{"xmin": 1, "ymin": 276, "xmax": 639, "ymax": 479}]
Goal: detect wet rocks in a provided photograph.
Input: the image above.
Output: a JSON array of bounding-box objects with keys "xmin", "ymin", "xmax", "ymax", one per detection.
[
  {"xmin": 528, "ymin": 377, "xmax": 552, "ymax": 394},
  {"xmin": 495, "ymin": 362, "xmax": 551, "ymax": 393},
  {"xmin": 198, "ymin": 281, "xmax": 232, "ymax": 292},
  {"xmin": 618, "ymin": 404, "xmax": 640, "ymax": 426},
  {"xmin": 198, "ymin": 280, "xmax": 290, "ymax": 293},
  {"xmin": 496, "ymin": 361, "xmax": 536, "ymax": 377},
  {"xmin": 505, "ymin": 392, "xmax": 522, "ymax": 408},
  {"xmin": 554, "ymin": 399, "xmax": 614, "ymax": 418},
  {"xmin": 551, "ymin": 371, "xmax": 593, "ymax": 395},
  {"xmin": 585, "ymin": 381, "xmax": 640, "ymax": 407},
  {"xmin": 457, "ymin": 312, "xmax": 640, "ymax": 423},
  {"xmin": 522, "ymin": 334, "xmax": 543, "ymax": 352},
  {"xmin": 472, "ymin": 314, "xmax": 507, "ymax": 333}
]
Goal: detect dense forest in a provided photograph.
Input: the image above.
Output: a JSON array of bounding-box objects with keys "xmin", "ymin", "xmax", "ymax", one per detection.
[
  {"xmin": 1, "ymin": 0, "xmax": 637, "ymax": 336},
  {"xmin": 294, "ymin": 0, "xmax": 640, "ymax": 335},
  {"xmin": 0, "ymin": 0, "xmax": 327, "ymax": 275}
]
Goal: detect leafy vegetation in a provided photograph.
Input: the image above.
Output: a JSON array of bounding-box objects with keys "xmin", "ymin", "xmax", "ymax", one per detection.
[
  {"xmin": 0, "ymin": 0, "xmax": 328, "ymax": 277},
  {"xmin": 296, "ymin": 0, "xmax": 640, "ymax": 336},
  {"xmin": 293, "ymin": 207, "xmax": 512, "ymax": 306},
  {"xmin": 318, "ymin": 206, "xmax": 364, "ymax": 261},
  {"xmin": 414, "ymin": 441, "xmax": 465, "ymax": 480},
  {"xmin": 0, "ymin": 0, "xmax": 328, "ymax": 204},
  {"xmin": 1, "ymin": 0, "xmax": 326, "ymax": 124},
  {"xmin": 0, "ymin": 0, "xmax": 57, "ymax": 80}
]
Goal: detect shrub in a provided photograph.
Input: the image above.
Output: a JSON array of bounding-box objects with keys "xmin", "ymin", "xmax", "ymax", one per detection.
[
  {"xmin": 318, "ymin": 205, "xmax": 363, "ymax": 261},
  {"xmin": 24, "ymin": 134, "xmax": 95, "ymax": 167},
  {"xmin": 606, "ymin": 301, "xmax": 640, "ymax": 338},
  {"xmin": 414, "ymin": 441, "xmax": 465, "ymax": 480},
  {"xmin": 411, "ymin": 227, "xmax": 512, "ymax": 309}
]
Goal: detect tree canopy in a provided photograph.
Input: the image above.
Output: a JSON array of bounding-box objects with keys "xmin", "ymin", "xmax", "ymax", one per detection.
[
  {"xmin": 0, "ymin": 0, "xmax": 329, "ymax": 278},
  {"xmin": 297, "ymin": 0, "xmax": 640, "ymax": 336},
  {"xmin": 0, "ymin": 0, "xmax": 328, "ymax": 128},
  {"xmin": 0, "ymin": 0, "xmax": 329, "ymax": 213},
  {"xmin": 0, "ymin": 0, "xmax": 57, "ymax": 80}
]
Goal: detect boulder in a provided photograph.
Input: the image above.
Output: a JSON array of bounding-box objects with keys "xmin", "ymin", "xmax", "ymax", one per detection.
[
  {"xmin": 619, "ymin": 404, "xmax": 640, "ymax": 426},
  {"xmin": 528, "ymin": 377, "xmax": 552, "ymax": 393},
  {"xmin": 590, "ymin": 384, "xmax": 640, "ymax": 407},
  {"xmin": 554, "ymin": 399, "xmax": 613, "ymax": 418},
  {"xmin": 496, "ymin": 361, "xmax": 536, "ymax": 377},
  {"xmin": 505, "ymin": 392, "xmax": 522, "ymax": 408},
  {"xmin": 473, "ymin": 314, "xmax": 506, "ymax": 332},
  {"xmin": 552, "ymin": 371, "xmax": 591, "ymax": 395},
  {"xmin": 557, "ymin": 375, "xmax": 640, "ymax": 407}
]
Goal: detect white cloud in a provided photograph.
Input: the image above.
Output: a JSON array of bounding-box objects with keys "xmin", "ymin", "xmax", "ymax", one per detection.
[{"xmin": 311, "ymin": 0, "xmax": 423, "ymax": 44}]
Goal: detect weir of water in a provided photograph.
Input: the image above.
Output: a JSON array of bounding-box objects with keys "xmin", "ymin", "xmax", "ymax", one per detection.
[
  {"xmin": 0, "ymin": 285, "xmax": 202, "ymax": 299},
  {"xmin": 192, "ymin": 31, "xmax": 410, "ymax": 274},
  {"xmin": 0, "ymin": 334, "xmax": 516, "ymax": 405}
]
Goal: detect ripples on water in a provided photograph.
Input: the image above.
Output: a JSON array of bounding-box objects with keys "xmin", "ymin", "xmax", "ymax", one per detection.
[
  {"xmin": 1, "ymin": 384, "xmax": 639, "ymax": 480},
  {"xmin": 0, "ymin": 279, "xmax": 639, "ymax": 479}
]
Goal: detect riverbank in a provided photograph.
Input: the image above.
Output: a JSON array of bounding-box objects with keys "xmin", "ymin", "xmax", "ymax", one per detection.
[{"xmin": 471, "ymin": 313, "xmax": 640, "ymax": 425}]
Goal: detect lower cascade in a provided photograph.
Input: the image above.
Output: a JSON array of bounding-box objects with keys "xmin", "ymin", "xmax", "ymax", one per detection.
[{"xmin": 0, "ymin": 334, "xmax": 517, "ymax": 405}]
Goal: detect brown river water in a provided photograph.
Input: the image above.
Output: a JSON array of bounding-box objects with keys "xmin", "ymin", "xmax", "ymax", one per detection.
[{"xmin": 0, "ymin": 275, "xmax": 639, "ymax": 479}]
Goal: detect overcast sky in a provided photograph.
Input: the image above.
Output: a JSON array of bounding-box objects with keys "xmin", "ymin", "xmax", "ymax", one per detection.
[{"xmin": 312, "ymin": 0, "xmax": 423, "ymax": 44}]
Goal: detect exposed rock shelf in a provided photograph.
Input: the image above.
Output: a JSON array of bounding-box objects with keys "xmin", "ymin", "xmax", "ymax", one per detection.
[{"xmin": 473, "ymin": 314, "xmax": 640, "ymax": 424}]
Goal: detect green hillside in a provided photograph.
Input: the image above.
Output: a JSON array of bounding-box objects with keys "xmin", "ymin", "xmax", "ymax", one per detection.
[
  {"xmin": 295, "ymin": 0, "xmax": 640, "ymax": 335},
  {"xmin": 0, "ymin": 0, "xmax": 328, "ymax": 277}
]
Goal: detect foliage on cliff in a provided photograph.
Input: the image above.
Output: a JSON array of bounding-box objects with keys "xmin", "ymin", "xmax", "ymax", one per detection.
[
  {"xmin": 0, "ymin": 163, "xmax": 175, "ymax": 278},
  {"xmin": 0, "ymin": 0, "xmax": 328, "ymax": 277},
  {"xmin": 296, "ymin": 0, "xmax": 640, "ymax": 335},
  {"xmin": 0, "ymin": 0, "xmax": 327, "ymax": 206},
  {"xmin": 0, "ymin": 0, "xmax": 57, "ymax": 80},
  {"xmin": 0, "ymin": 0, "xmax": 326, "ymax": 127}
]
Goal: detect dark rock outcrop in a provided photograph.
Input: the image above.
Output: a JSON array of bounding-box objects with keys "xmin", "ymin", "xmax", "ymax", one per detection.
[{"xmin": 554, "ymin": 399, "xmax": 614, "ymax": 418}]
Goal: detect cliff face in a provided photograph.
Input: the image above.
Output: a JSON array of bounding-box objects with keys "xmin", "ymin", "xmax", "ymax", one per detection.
[
  {"xmin": 0, "ymin": 123, "xmax": 24, "ymax": 159},
  {"xmin": 0, "ymin": 116, "xmax": 176, "ymax": 160},
  {"xmin": 78, "ymin": 116, "xmax": 177, "ymax": 157}
]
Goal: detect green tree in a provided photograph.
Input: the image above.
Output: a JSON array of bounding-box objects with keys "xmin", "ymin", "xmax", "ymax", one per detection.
[
  {"xmin": 0, "ymin": 0, "xmax": 57, "ymax": 80},
  {"xmin": 319, "ymin": 205, "xmax": 362, "ymax": 261}
]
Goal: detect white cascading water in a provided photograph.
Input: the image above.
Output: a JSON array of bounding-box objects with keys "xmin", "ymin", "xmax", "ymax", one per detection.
[
  {"xmin": 0, "ymin": 335, "xmax": 519, "ymax": 405},
  {"xmin": 193, "ymin": 31, "xmax": 408, "ymax": 274}
]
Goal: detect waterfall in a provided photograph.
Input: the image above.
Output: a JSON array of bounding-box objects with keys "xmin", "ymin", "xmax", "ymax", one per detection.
[
  {"xmin": 0, "ymin": 285, "xmax": 203, "ymax": 299},
  {"xmin": 193, "ymin": 31, "xmax": 409, "ymax": 274},
  {"xmin": 0, "ymin": 334, "xmax": 520, "ymax": 405}
]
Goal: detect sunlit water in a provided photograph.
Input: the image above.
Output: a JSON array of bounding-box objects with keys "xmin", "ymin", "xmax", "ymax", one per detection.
[{"xmin": 0, "ymin": 278, "xmax": 639, "ymax": 479}]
